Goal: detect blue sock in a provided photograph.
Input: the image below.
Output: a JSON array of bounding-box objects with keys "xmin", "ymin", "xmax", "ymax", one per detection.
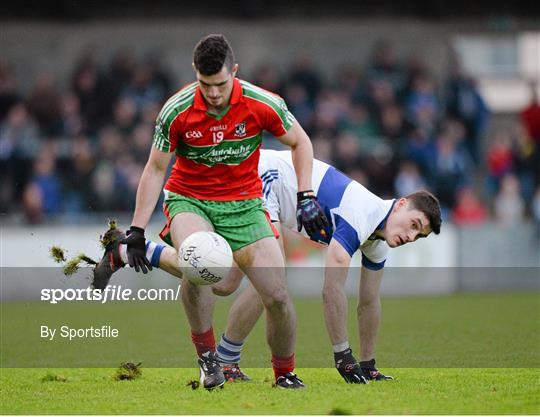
[
  {"xmin": 145, "ymin": 241, "xmax": 165, "ymax": 268},
  {"xmin": 217, "ymin": 334, "xmax": 244, "ymax": 365}
]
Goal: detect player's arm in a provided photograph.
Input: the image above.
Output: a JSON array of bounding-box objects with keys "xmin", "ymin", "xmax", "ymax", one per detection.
[
  {"xmin": 277, "ymin": 121, "xmax": 329, "ymax": 237},
  {"xmin": 358, "ymin": 266, "xmax": 384, "ymax": 361},
  {"xmin": 131, "ymin": 146, "xmax": 172, "ymax": 228},
  {"xmin": 323, "ymin": 238, "xmax": 353, "ymax": 345},
  {"xmin": 123, "ymin": 146, "xmax": 173, "ymax": 273},
  {"xmin": 276, "ymin": 121, "xmax": 313, "ymax": 192}
]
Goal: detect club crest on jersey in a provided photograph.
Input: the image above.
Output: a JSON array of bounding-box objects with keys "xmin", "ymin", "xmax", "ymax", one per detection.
[{"xmin": 234, "ymin": 121, "xmax": 247, "ymax": 138}]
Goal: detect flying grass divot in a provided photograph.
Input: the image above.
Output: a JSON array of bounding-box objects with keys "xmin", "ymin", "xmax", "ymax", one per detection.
[
  {"xmin": 49, "ymin": 245, "xmax": 98, "ymax": 276},
  {"xmin": 49, "ymin": 219, "xmax": 119, "ymax": 276},
  {"xmin": 113, "ymin": 362, "xmax": 142, "ymax": 381},
  {"xmin": 100, "ymin": 219, "xmax": 119, "ymax": 249}
]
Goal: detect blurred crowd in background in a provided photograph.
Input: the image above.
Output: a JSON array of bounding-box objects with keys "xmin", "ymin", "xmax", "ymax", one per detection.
[{"xmin": 1, "ymin": 41, "xmax": 539, "ymax": 230}]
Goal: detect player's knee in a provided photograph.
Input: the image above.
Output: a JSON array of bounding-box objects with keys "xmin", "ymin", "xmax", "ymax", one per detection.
[
  {"xmin": 357, "ymin": 296, "xmax": 380, "ymax": 314},
  {"xmin": 261, "ymin": 287, "xmax": 290, "ymax": 311},
  {"xmin": 211, "ymin": 280, "xmax": 237, "ymax": 297}
]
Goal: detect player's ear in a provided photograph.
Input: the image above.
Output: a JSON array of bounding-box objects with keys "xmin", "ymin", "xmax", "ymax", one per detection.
[
  {"xmin": 395, "ymin": 197, "xmax": 407, "ymax": 210},
  {"xmin": 232, "ymin": 63, "xmax": 239, "ymax": 77}
]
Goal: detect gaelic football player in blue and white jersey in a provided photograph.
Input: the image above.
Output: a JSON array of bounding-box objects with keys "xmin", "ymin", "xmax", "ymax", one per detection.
[{"xmin": 213, "ymin": 149, "xmax": 441, "ymax": 383}]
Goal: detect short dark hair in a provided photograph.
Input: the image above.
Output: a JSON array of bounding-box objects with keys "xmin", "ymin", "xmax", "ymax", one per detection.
[
  {"xmin": 193, "ymin": 34, "xmax": 235, "ymax": 76},
  {"xmin": 405, "ymin": 190, "xmax": 442, "ymax": 235}
]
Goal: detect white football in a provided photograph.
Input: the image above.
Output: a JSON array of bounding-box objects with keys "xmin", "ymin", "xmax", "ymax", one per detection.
[{"xmin": 178, "ymin": 231, "xmax": 233, "ymax": 285}]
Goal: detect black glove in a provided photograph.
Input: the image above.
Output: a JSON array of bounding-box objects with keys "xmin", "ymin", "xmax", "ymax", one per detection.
[
  {"xmin": 121, "ymin": 226, "xmax": 152, "ymax": 274},
  {"xmin": 335, "ymin": 348, "xmax": 369, "ymax": 384},
  {"xmin": 296, "ymin": 190, "xmax": 329, "ymax": 239},
  {"xmin": 360, "ymin": 358, "xmax": 394, "ymax": 381}
]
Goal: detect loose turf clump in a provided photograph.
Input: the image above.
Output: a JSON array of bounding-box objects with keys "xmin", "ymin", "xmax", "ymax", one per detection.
[
  {"xmin": 49, "ymin": 246, "xmax": 98, "ymax": 277},
  {"xmin": 49, "ymin": 246, "xmax": 67, "ymax": 263},
  {"xmin": 114, "ymin": 362, "xmax": 142, "ymax": 381},
  {"xmin": 100, "ymin": 219, "xmax": 119, "ymax": 249},
  {"xmin": 62, "ymin": 254, "xmax": 98, "ymax": 276},
  {"xmin": 40, "ymin": 372, "xmax": 67, "ymax": 382},
  {"xmin": 328, "ymin": 408, "xmax": 353, "ymax": 415},
  {"xmin": 186, "ymin": 380, "xmax": 200, "ymax": 390}
]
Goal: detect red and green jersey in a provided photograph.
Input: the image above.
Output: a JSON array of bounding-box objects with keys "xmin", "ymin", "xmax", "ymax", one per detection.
[{"xmin": 153, "ymin": 78, "xmax": 296, "ymax": 201}]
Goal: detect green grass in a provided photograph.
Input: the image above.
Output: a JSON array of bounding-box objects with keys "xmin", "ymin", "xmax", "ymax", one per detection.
[
  {"xmin": 1, "ymin": 368, "xmax": 539, "ymax": 414},
  {"xmin": 1, "ymin": 293, "xmax": 539, "ymax": 414}
]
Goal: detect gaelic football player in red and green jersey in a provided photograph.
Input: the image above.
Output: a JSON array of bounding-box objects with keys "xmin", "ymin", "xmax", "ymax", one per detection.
[{"xmin": 93, "ymin": 34, "xmax": 328, "ymax": 389}]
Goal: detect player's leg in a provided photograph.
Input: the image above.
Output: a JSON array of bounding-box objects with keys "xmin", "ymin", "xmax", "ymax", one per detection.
[
  {"xmin": 216, "ymin": 222, "xmax": 284, "ymax": 381},
  {"xmin": 92, "ymin": 225, "xmax": 174, "ymax": 290},
  {"xmin": 217, "ymin": 282, "xmax": 262, "ymax": 381},
  {"xmin": 168, "ymin": 211, "xmax": 225, "ymax": 389},
  {"xmin": 234, "ymin": 236, "xmax": 303, "ymax": 388},
  {"xmin": 357, "ymin": 267, "xmax": 392, "ymax": 380}
]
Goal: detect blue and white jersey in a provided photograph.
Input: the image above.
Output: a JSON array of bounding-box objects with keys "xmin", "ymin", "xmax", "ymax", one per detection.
[{"xmin": 258, "ymin": 149, "xmax": 395, "ymax": 270}]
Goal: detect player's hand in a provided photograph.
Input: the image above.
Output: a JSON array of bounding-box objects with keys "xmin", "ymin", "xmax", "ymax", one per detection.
[
  {"xmin": 121, "ymin": 226, "xmax": 152, "ymax": 274},
  {"xmin": 336, "ymin": 362, "xmax": 369, "ymax": 384},
  {"xmin": 296, "ymin": 190, "xmax": 329, "ymax": 238},
  {"xmin": 360, "ymin": 359, "xmax": 394, "ymax": 381}
]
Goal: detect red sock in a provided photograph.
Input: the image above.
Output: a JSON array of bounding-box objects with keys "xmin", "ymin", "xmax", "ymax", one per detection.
[
  {"xmin": 272, "ymin": 354, "xmax": 295, "ymax": 380},
  {"xmin": 191, "ymin": 327, "xmax": 216, "ymax": 357}
]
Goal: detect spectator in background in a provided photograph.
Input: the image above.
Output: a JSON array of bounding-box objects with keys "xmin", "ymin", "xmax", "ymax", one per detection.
[
  {"xmin": 404, "ymin": 126, "xmax": 435, "ymax": 178},
  {"xmin": 131, "ymin": 122, "xmax": 154, "ymax": 163},
  {"xmin": 520, "ymin": 83, "xmax": 540, "ymax": 189},
  {"xmin": 366, "ymin": 77, "xmax": 397, "ymax": 128},
  {"xmin": 378, "ymin": 103, "xmax": 409, "ymax": 146},
  {"xmin": 22, "ymin": 148, "xmax": 62, "ymax": 223},
  {"xmin": 63, "ymin": 135, "xmax": 95, "ymax": 213},
  {"xmin": 59, "ymin": 92, "xmax": 85, "ymax": 138},
  {"xmin": 394, "ymin": 160, "xmax": 427, "ymax": 197},
  {"xmin": 97, "ymin": 125, "xmax": 125, "ymax": 161},
  {"xmin": 283, "ymin": 83, "xmax": 314, "ymax": 130},
  {"xmin": 71, "ymin": 54, "xmax": 106, "ymax": 134},
  {"xmin": 405, "ymin": 71, "xmax": 439, "ymax": 140},
  {"xmin": 366, "ymin": 40, "xmax": 407, "ymax": 100},
  {"xmin": 485, "ymin": 129, "xmax": 514, "ymax": 196},
  {"xmin": 429, "ymin": 129, "xmax": 472, "ymax": 213},
  {"xmin": 121, "ymin": 61, "xmax": 166, "ymax": 116},
  {"xmin": 451, "ymin": 185, "xmax": 488, "ymax": 226},
  {"xmin": 521, "ymin": 82, "xmax": 540, "ymax": 144},
  {"xmin": 338, "ymin": 101, "xmax": 379, "ymax": 149},
  {"xmin": 0, "ymin": 60, "xmax": 21, "ymax": 122},
  {"xmin": 311, "ymin": 132, "xmax": 334, "ymax": 164},
  {"xmin": 532, "ymin": 186, "xmax": 540, "ymax": 240},
  {"xmin": 444, "ymin": 55, "xmax": 490, "ymax": 165},
  {"xmin": 313, "ymin": 88, "xmax": 350, "ymax": 133},
  {"xmin": 288, "ymin": 54, "xmax": 321, "ymax": 107},
  {"xmin": 112, "ymin": 97, "xmax": 138, "ymax": 137},
  {"xmin": 0, "ymin": 101, "xmax": 40, "ymax": 159},
  {"xmin": 493, "ymin": 173, "xmax": 525, "ymax": 226},
  {"xmin": 252, "ymin": 63, "xmax": 283, "ymax": 96},
  {"xmin": 26, "ymin": 73, "xmax": 62, "ymax": 137}
]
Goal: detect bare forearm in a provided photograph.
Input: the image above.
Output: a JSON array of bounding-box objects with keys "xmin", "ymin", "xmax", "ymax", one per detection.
[
  {"xmin": 358, "ymin": 267, "xmax": 384, "ymax": 361},
  {"xmin": 323, "ymin": 267, "xmax": 350, "ymax": 344},
  {"xmin": 323, "ymin": 240, "xmax": 353, "ymax": 345},
  {"xmin": 291, "ymin": 137, "xmax": 313, "ymax": 192},
  {"xmin": 279, "ymin": 121, "xmax": 314, "ymax": 192},
  {"xmin": 131, "ymin": 163, "xmax": 167, "ymax": 228},
  {"xmin": 359, "ymin": 297, "xmax": 381, "ymax": 361}
]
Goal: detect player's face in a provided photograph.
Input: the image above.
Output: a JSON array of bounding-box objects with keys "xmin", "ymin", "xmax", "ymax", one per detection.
[
  {"xmin": 384, "ymin": 198, "xmax": 431, "ymax": 248},
  {"xmin": 195, "ymin": 64, "xmax": 238, "ymax": 111}
]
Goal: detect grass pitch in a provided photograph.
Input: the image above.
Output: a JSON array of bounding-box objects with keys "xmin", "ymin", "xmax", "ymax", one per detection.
[{"xmin": 1, "ymin": 292, "xmax": 539, "ymax": 414}]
